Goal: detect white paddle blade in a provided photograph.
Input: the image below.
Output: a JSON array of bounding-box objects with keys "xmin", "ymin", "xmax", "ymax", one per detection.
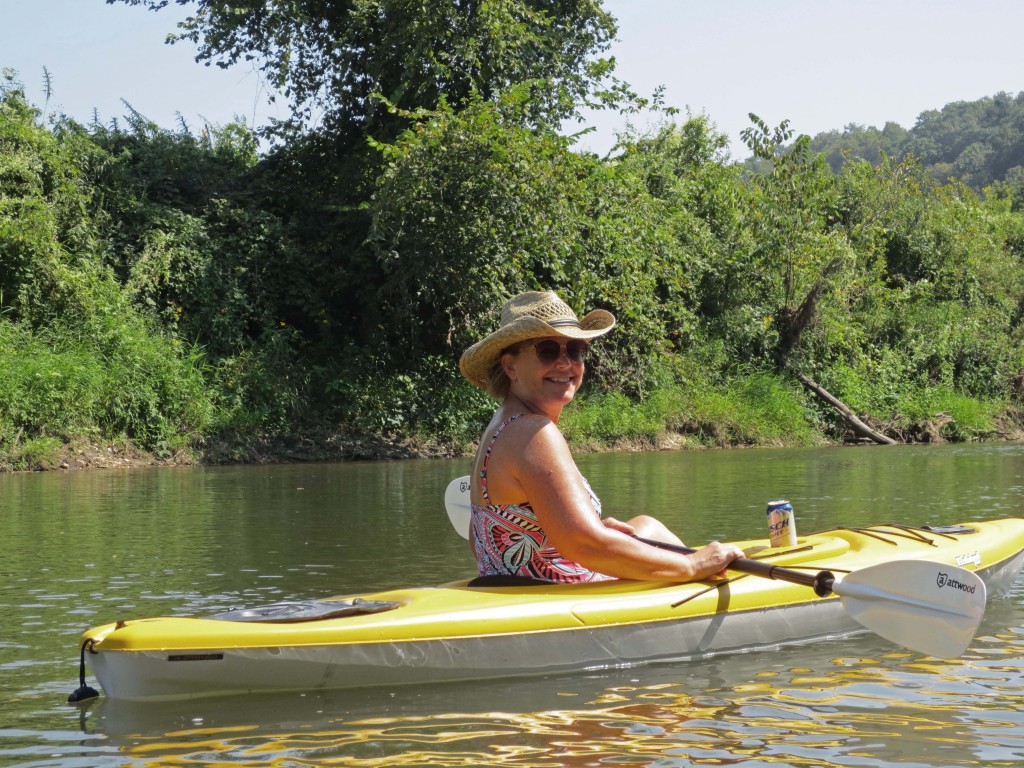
[
  {"xmin": 444, "ymin": 475, "xmax": 473, "ymax": 539},
  {"xmin": 834, "ymin": 559, "xmax": 987, "ymax": 658}
]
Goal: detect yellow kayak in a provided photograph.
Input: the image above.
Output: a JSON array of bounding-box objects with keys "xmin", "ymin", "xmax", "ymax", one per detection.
[{"xmin": 75, "ymin": 518, "xmax": 1024, "ymax": 700}]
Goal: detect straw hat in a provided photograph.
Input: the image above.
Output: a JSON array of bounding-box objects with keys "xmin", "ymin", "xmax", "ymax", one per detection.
[{"xmin": 459, "ymin": 291, "xmax": 616, "ymax": 389}]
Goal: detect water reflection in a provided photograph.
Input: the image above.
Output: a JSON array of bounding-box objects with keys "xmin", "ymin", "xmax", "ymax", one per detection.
[{"xmin": 68, "ymin": 625, "xmax": 1023, "ymax": 767}]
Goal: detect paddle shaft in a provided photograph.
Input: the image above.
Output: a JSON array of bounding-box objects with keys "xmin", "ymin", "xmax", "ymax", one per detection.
[{"xmin": 634, "ymin": 535, "xmax": 836, "ymax": 597}]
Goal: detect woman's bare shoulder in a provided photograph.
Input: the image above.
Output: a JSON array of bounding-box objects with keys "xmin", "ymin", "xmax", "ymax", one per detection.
[
  {"xmin": 479, "ymin": 413, "xmax": 573, "ymax": 499},
  {"xmin": 500, "ymin": 412, "xmax": 567, "ymax": 450}
]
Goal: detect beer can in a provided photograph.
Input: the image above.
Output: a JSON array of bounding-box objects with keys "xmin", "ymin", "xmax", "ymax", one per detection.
[{"xmin": 766, "ymin": 499, "xmax": 797, "ymax": 547}]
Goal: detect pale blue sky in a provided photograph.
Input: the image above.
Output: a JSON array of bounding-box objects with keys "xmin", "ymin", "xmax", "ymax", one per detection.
[{"xmin": 5, "ymin": 0, "xmax": 1024, "ymax": 158}]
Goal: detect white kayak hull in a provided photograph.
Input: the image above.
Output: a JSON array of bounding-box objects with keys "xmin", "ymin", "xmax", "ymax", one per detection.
[{"xmin": 80, "ymin": 520, "xmax": 1024, "ymax": 700}]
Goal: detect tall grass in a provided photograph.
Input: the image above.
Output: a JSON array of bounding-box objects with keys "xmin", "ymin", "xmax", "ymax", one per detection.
[
  {"xmin": 826, "ymin": 360, "xmax": 1006, "ymax": 441},
  {"xmin": 562, "ymin": 368, "xmax": 823, "ymax": 449},
  {"xmin": 894, "ymin": 386, "xmax": 1004, "ymax": 440},
  {"xmin": 0, "ymin": 316, "xmax": 214, "ymax": 469}
]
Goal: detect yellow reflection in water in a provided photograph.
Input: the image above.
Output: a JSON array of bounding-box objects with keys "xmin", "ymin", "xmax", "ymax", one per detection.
[{"xmin": 103, "ymin": 639, "xmax": 1024, "ymax": 768}]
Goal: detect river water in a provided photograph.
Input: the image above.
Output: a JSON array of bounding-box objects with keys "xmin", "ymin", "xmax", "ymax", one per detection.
[{"xmin": 1, "ymin": 442, "xmax": 1023, "ymax": 767}]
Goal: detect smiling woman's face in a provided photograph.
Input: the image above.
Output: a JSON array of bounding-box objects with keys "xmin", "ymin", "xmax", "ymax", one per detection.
[{"xmin": 502, "ymin": 336, "xmax": 586, "ymax": 419}]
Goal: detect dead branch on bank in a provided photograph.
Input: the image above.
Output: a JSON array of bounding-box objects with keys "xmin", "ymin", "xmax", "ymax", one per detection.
[{"xmin": 792, "ymin": 370, "xmax": 897, "ymax": 445}]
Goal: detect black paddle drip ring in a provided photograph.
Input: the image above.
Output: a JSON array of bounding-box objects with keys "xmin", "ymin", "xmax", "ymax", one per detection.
[
  {"xmin": 67, "ymin": 639, "xmax": 100, "ymax": 704},
  {"xmin": 812, "ymin": 570, "xmax": 837, "ymax": 598}
]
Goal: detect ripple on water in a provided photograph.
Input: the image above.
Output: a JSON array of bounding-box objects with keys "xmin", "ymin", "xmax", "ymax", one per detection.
[{"xmin": 20, "ymin": 643, "xmax": 1008, "ymax": 768}]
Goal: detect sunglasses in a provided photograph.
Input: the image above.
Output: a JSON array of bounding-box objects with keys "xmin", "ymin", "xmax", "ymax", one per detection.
[{"xmin": 527, "ymin": 339, "xmax": 590, "ymax": 364}]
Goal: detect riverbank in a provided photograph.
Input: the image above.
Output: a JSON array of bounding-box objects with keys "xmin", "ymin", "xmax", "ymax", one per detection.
[
  {"xmin": 1, "ymin": 430, "xmax": 663, "ymax": 473},
  {"xmin": 8, "ymin": 404, "xmax": 1023, "ymax": 474},
  {"xmin": 2, "ymin": 430, "xmax": 467, "ymax": 473}
]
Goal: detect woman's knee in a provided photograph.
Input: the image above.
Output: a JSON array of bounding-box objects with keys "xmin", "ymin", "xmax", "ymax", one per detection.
[{"xmin": 627, "ymin": 515, "xmax": 684, "ymax": 546}]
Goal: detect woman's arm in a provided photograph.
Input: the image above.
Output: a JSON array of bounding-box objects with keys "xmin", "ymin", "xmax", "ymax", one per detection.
[{"xmin": 507, "ymin": 419, "xmax": 743, "ymax": 582}]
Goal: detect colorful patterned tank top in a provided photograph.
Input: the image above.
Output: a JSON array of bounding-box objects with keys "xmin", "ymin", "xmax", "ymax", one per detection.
[{"xmin": 470, "ymin": 414, "xmax": 613, "ymax": 583}]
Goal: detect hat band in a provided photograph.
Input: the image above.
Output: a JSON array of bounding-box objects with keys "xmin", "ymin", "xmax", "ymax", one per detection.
[{"xmin": 547, "ymin": 319, "xmax": 582, "ymax": 329}]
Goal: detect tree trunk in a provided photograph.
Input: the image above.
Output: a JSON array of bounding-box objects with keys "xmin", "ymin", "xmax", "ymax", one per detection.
[
  {"xmin": 793, "ymin": 371, "xmax": 897, "ymax": 445},
  {"xmin": 771, "ymin": 258, "xmax": 895, "ymax": 445}
]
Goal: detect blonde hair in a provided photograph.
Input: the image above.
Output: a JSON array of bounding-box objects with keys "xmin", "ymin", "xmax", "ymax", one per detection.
[
  {"xmin": 485, "ymin": 343, "xmax": 523, "ymax": 399},
  {"xmin": 486, "ymin": 363, "xmax": 512, "ymax": 400}
]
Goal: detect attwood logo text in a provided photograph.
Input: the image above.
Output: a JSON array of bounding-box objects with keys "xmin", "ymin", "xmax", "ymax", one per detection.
[{"xmin": 937, "ymin": 571, "xmax": 977, "ymax": 593}]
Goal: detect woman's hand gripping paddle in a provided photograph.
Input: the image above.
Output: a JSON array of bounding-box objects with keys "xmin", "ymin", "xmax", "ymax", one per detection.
[{"xmin": 444, "ymin": 476, "xmax": 987, "ymax": 659}]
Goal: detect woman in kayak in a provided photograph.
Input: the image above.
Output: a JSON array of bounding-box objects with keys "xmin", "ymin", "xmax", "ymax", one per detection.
[{"xmin": 460, "ymin": 290, "xmax": 744, "ymax": 583}]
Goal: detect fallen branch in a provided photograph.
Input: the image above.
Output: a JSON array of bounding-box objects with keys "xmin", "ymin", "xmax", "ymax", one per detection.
[{"xmin": 793, "ymin": 371, "xmax": 897, "ymax": 445}]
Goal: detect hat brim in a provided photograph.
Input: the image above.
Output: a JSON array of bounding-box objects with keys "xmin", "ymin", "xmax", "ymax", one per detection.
[{"xmin": 460, "ymin": 309, "xmax": 615, "ymax": 390}]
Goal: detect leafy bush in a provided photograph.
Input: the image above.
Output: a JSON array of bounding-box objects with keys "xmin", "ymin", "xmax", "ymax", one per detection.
[
  {"xmin": 0, "ymin": 77, "xmax": 216, "ymax": 456},
  {"xmin": 894, "ymin": 386, "xmax": 1002, "ymax": 440},
  {"xmin": 325, "ymin": 353, "xmax": 493, "ymax": 444}
]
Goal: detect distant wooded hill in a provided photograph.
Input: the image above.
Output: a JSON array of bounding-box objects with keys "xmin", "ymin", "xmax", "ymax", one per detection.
[{"xmin": 801, "ymin": 91, "xmax": 1024, "ymax": 192}]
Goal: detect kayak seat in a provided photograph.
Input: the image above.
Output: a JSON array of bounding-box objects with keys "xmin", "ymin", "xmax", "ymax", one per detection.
[{"xmin": 466, "ymin": 575, "xmax": 551, "ymax": 588}]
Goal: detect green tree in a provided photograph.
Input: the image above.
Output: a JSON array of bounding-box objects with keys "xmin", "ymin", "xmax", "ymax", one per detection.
[
  {"xmin": 0, "ymin": 73, "xmax": 214, "ymax": 452},
  {"xmin": 109, "ymin": 0, "xmax": 627, "ymax": 138},
  {"xmin": 806, "ymin": 91, "xmax": 1024, "ymax": 190},
  {"xmin": 740, "ymin": 115, "xmax": 851, "ymax": 366},
  {"xmin": 612, "ymin": 117, "xmax": 756, "ymax": 364},
  {"xmin": 366, "ymin": 97, "xmax": 689, "ymax": 395}
]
